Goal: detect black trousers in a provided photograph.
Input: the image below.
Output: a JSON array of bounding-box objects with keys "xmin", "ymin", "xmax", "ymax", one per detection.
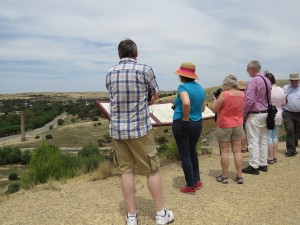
[
  {"xmin": 282, "ymin": 110, "xmax": 300, "ymax": 153},
  {"xmin": 172, "ymin": 120, "xmax": 202, "ymax": 187}
]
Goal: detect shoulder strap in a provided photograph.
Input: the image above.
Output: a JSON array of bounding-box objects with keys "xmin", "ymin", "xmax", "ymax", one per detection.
[{"xmin": 257, "ymin": 75, "xmax": 270, "ymax": 107}]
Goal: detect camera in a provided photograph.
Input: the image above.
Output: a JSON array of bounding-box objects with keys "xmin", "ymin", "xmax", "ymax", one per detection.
[{"xmin": 213, "ymin": 88, "xmax": 223, "ymax": 99}]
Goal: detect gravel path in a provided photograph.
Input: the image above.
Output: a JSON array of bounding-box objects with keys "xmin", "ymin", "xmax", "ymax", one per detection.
[{"xmin": 0, "ymin": 141, "xmax": 299, "ymax": 225}]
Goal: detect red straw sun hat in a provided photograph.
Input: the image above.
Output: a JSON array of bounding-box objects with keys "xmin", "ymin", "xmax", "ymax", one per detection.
[{"xmin": 174, "ymin": 62, "xmax": 198, "ymax": 79}]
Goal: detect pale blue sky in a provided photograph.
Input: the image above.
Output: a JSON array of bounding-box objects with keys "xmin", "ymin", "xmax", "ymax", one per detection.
[{"xmin": 0, "ymin": 0, "xmax": 299, "ymax": 94}]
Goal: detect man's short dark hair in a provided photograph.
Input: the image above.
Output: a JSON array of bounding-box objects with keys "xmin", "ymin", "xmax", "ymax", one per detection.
[{"xmin": 118, "ymin": 39, "xmax": 138, "ymax": 59}]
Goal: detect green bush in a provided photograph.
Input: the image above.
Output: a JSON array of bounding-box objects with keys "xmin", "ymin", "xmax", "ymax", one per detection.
[
  {"xmin": 6, "ymin": 183, "xmax": 21, "ymax": 194},
  {"xmin": 8, "ymin": 172, "xmax": 19, "ymax": 180},
  {"xmin": 71, "ymin": 117, "xmax": 76, "ymax": 123},
  {"xmin": 278, "ymin": 134, "xmax": 286, "ymax": 142},
  {"xmin": 21, "ymin": 150, "xmax": 31, "ymax": 165},
  {"xmin": 78, "ymin": 146, "xmax": 103, "ymax": 173},
  {"xmin": 197, "ymin": 139, "xmax": 202, "ymax": 153},
  {"xmin": 57, "ymin": 119, "xmax": 64, "ymax": 126},
  {"xmin": 45, "ymin": 134, "xmax": 53, "ymax": 139},
  {"xmin": 49, "ymin": 125, "xmax": 53, "ymax": 130},
  {"xmin": 21, "ymin": 143, "xmax": 78, "ymax": 185},
  {"xmin": 157, "ymin": 136, "xmax": 167, "ymax": 145},
  {"xmin": 92, "ymin": 116, "xmax": 99, "ymax": 121},
  {"xmin": 157, "ymin": 144, "xmax": 168, "ymax": 155},
  {"xmin": 164, "ymin": 141, "xmax": 180, "ymax": 160},
  {"xmin": 0, "ymin": 146, "xmax": 22, "ymax": 165},
  {"xmin": 35, "ymin": 135, "xmax": 40, "ymax": 139}
]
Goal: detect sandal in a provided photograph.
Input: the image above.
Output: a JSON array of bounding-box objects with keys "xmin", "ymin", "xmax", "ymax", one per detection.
[
  {"xmin": 273, "ymin": 158, "xmax": 277, "ymax": 163},
  {"xmin": 267, "ymin": 159, "xmax": 274, "ymax": 164},
  {"xmin": 216, "ymin": 175, "xmax": 228, "ymax": 184},
  {"xmin": 236, "ymin": 176, "xmax": 244, "ymax": 184},
  {"xmin": 241, "ymin": 148, "xmax": 248, "ymax": 153}
]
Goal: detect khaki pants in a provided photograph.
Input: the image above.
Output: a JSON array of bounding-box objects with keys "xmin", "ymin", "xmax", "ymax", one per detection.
[{"xmin": 112, "ymin": 131, "xmax": 160, "ymax": 176}]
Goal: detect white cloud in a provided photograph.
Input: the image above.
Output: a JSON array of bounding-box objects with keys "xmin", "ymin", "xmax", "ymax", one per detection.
[{"xmin": 0, "ymin": 0, "xmax": 300, "ymax": 93}]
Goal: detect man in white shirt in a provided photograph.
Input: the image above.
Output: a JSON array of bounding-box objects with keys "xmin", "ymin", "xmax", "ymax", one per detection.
[{"xmin": 282, "ymin": 73, "xmax": 300, "ymax": 157}]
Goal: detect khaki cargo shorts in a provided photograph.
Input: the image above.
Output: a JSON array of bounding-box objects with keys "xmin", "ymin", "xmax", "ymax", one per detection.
[
  {"xmin": 112, "ymin": 131, "xmax": 160, "ymax": 176},
  {"xmin": 215, "ymin": 126, "xmax": 243, "ymax": 141}
]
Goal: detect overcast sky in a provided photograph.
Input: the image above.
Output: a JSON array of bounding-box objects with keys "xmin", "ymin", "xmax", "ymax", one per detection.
[{"xmin": 0, "ymin": 0, "xmax": 299, "ymax": 94}]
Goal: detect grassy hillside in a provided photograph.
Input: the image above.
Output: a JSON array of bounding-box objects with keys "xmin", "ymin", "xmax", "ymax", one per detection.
[{"xmin": 15, "ymin": 114, "xmax": 216, "ymax": 149}]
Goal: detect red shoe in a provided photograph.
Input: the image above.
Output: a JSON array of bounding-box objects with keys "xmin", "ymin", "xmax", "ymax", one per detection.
[
  {"xmin": 179, "ymin": 186, "xmax": 196, "ymax": 195},
  {"xmin": 194, "ymin": 181, "xmax": 203, "ymax": 190}
]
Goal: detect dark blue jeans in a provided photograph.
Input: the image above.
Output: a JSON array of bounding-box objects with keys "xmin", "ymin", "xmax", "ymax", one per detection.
[{"xmin": 172, "ymin": 120, "xmax": 202, "ymax": 187}]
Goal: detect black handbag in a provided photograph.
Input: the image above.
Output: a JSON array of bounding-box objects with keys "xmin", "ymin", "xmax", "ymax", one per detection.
[{"xmin": 258, "ymin": 76, "xmax": 278, "ymax": 130}]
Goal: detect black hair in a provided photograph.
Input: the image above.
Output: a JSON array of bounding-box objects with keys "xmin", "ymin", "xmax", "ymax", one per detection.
[
  {"xmin": 213, "ymin": 88, "xmax": 223, "ymax": 99},
  {"xmin": 265, "ymin": 72, "xmax": 276, "ymax": 85}
]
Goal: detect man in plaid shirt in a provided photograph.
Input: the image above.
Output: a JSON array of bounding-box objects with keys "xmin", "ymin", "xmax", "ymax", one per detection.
[{"xmin": 106, "ymin": 39, "xmax": 174, "ymax": 225}]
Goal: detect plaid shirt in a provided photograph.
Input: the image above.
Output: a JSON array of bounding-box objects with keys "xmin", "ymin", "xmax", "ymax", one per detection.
[{"xmin": 106, "ymin": 58, "xmax": 159, "ymax": 139}]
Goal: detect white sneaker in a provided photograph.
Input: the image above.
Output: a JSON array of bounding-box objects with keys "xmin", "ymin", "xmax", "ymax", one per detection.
[
  {"xmin": 125, "ymin": 212, "xmax": 138, "ymax": 225},
  {"xmin": 156, "ymin": 209, "xmax": 174, "ymax": 225}
]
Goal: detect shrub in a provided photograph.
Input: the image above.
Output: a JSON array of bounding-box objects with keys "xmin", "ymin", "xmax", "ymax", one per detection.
[
  {"xmin": 21, "ymin": 143, "xmax": 78, "ymax": 185},
  {"xmin": 197, "ymin": 139, "xmax": 202, "ymax": 153},
  {"xmin": 0, "ymin": 146, "xmax": 22, "ymax": 165},
  {"xmin": 21, "ymin": 150, "xmax": 31, "ymax": 165},
  {"xmin": 8, "ymin": 172, "xmax": 19, "ymax": 181},
  {"xmin": 278, "ymin": 134, "xmax": 286, "ymax": 142},
  {"xmin": 49, "ymin": 125, "xmax": 53, "ymax": 130},
  {"xmin": 6, "ymin": 183, "xmax": 21, "ymax": 194},
  {"xmin": 157, "ymin": 136, "xmax": 167, "ymax": 145},
  {"xmin": 78, "ymin": 146, "xmax": 103, "ymax": 173},
  {"xmin": 93, "ymin": 123, "xmax": 97, "ymax": 127},
  {"xmin": 35, "ymin": 135, "xmax": 40, "ymax": 139},
  {"xmin": 71, "ymin": 117, "xmax": 76, "ymax": 123},
  {"xmin": 98, "ymin": 122, "xmax": 102, "ymax": 126},
  {"xmin": 92, "ymin": 116, "xmax": 99, "ymax": 121},
  {"xmin": 45, "ymin": 134, "xmax": 53, "ymax": 139},
  {"xmin": 163, "ymin": 129, "xmax": 168, "ymax": 133},
  {"xmin": 164, "ymin": 141, "xmax": 180, "ymax": 160},
  {"xmin": 157, "ymin": 144, "xmax": 168, "ymax": 155},
  {"xmin": 78, "ymin": 145, "xmax": 100, "ymax": 157},
  {"xmin": 57, "ymin": 119, "xmax": 64, "ymax": 126}
]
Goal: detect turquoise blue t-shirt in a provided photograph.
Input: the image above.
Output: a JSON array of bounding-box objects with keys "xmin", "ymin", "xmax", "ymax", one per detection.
[{"xmin": 173, "ymin": 81, "xmax": 206, "ymax": 121}]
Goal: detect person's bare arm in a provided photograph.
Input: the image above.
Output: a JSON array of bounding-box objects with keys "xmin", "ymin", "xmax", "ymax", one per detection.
[
  {"xmin": 180, "ymin": 91, "xmax": 190, "ymax": 121},
  {"xmin": 202, "ymin": 100, "xmax": 206, "ymax": 112}
]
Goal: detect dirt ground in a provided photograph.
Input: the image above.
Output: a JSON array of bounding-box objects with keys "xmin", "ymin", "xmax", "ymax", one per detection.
[{"xmin": 0, "ymin": 138, "xmax": 299, "ymax": 225}]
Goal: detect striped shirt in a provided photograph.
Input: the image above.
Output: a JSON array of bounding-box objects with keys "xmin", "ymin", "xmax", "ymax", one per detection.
[
  {"xmin": 106, "ymin": 58, "xmax": 159, "ymax": 139},
  {"xmin": 243, "ymin": 73, "xmax": 271, "ymax": 116}
]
